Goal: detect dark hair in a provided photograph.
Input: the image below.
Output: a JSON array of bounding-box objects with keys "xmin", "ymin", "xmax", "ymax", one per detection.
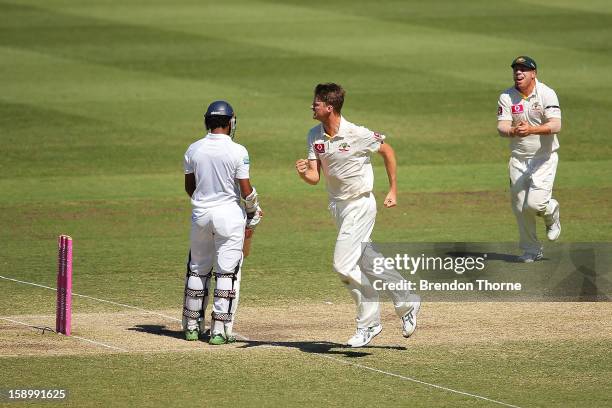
[
  {"xmin": 205, "ymin": 115, "xmax": 231, "ymax": 131},
  {"xmin": 314, "ymin": 83, "xmax": 345, "ymax": 113}
]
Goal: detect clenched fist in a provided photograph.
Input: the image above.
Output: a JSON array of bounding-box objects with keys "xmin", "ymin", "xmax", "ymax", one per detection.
[
  {"xmin": 295, "ymin": 159, "xmax": 309, "ymax": 175},
  {"xmin": 383, "ymin": 190, "xmax": 397, "ymax": 208}
]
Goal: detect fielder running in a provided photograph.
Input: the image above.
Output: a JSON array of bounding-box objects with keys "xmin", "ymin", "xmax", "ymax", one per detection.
[
  {"xmin": 295, "ymin": 83, "xmax": 420, "ymax": 348},
  {"xmin": 497, "ymin": 56, "xmax": 562, "ymax": 262},
  {"xmin": 182, "ymin": 100, "xmax": 263, "ymax": 345}
]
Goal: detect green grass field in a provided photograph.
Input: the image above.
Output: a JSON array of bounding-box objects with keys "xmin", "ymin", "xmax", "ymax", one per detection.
[{"xmin": 1, "ymin": 0, "xmax": 612, "ymax": 406}]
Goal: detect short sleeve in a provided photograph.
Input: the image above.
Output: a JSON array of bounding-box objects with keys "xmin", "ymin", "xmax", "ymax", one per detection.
[
  {"xmin": 307, "ymin": 140, "xmax": 316, "ymax": 160},
  {"xmin": 184, "ymin": 150, "xmax": 194, "ymax": 174},
  {"xmin": 497, "ymin": 93, "xmax": 512, "ymax": 121},
  {"xmin": 236, "ymin": 146, "xmax": 250, "ymax": 179},
  {"xmin": 363, "ymin": 129, "xmax": 385, "ymax": 153},
  {"xmin": 306, "ymin": 128, "xmax": 318, "ymax": 160},
  {"xmin": 542, "ymin": 88, "xmax": 562, "ymax": 119}
]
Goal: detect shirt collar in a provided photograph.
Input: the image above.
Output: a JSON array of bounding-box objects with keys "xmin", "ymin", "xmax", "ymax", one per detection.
[
  {"xmin": 206, "ymin": 132, "xmax": 231, "ymax": 140},
  {"xmin": 527, "ymin": 79, "xmax": 540, "ymax": 98},
  {"xmin": 321, "ymin": 116, "xmax": 348, "ymax": 140},
  {"xmin": 518, "ymin": 79, "xmax": 539, "ymax": 99}
]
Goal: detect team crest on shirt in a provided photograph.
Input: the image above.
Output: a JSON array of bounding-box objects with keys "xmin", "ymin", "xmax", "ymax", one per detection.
[
  {"xmin": 338, "ymin": 142, "xmax": 351, "ymax": 152},
  {"xmin": 313, "ymin": 140, "xmax": 325, "ymax": 154},
  {"xmin": 511, "ymin": 104, "xmax": 524, "ymax": 114},
  {"xmin": 530, "ymin": 101, "xmax": 542, "ymax": 113}
]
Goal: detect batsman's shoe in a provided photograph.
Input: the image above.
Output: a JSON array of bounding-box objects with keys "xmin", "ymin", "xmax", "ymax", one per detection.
[
  {"xmin": 209, "ymin": 334, "xmax": 226, "ymax": 345},
  {"xmin": 346, "ymin": 324, "xmax": 383, "ymax": 348},
  {"xmin": 209, "ymin": 333, "xmax": 236, "ymax": 345},
  {"xmin": 546, "ymin": 200, "xmax": 561, "ymax": 241},
  {"xmin": 401, "ymin": 302, "xmax": 420, "ymax": 338},
  {"xmin": 185, "ymin": 329, "xmax": 199, "ymax": 341},
  {"xmin": 518, "ymin": 250, "xmax": 544, "ymax": 263}
]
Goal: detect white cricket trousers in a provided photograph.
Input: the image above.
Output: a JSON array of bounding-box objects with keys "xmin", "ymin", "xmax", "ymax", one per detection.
[
  {"xmin": 509, "ymin": 152, "xmax": 558, "ymax": 253},
  {"xmin": 331, "ymin": 193, "xmax": 415, "ymax": 329},
  {"xmin": 186, "ymin": 203, "xmax": 245, "ymax": 335}
]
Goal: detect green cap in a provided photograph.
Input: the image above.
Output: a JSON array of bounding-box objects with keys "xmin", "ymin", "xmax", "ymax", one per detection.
[{"xmin": 511, "ymin": 56, "xmax": 537, "ymax": 70}]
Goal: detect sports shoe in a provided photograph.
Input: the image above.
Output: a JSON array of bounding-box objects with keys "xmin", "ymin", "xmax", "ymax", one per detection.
[
  {"xmin": 185, "ymin": 329, "xmax": 199, "ymax": 341},
  {"xmin": 346, "ymin": 324, "xmax": 383, "ymax": 348},
  {"xmin": 518, "ymin": 250, "xmax": 544, "ymax": 263},
  {"xmin": 546, "ymin": 200, "xmax": 561, "ymax": 241},
  {"xmin": 401, "ymin": 302, "xmax": 420, "ymax": 338},
  {"xmin": 209, "ymin": 333, "xmax": 236, "ymax": 345}
]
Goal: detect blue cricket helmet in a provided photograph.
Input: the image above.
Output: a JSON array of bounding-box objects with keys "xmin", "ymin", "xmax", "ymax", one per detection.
[
  {"xmin": 204, "ymin": 100, "xmax": 237, "ymax": 139},
  {"xmin": 205, "ymin": 100, "xmax": 235, "ymax": 118}
]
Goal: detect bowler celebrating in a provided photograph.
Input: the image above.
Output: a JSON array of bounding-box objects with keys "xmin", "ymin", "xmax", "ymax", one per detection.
[{"xmin": 296, "ymin": 83, "xmax": 420, "ymax": 348}]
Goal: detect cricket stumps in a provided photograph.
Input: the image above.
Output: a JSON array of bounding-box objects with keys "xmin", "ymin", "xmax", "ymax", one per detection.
[{"xmin": 56, "ymin": 235, "xmax": 73, "ymax": 335}]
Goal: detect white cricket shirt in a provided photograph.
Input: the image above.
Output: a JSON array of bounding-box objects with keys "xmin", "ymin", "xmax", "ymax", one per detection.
[
  {"xmin": 307, "ymin": 116, "xmax": 384, "ymax": 201},
  {"xmin": 184, "ymin": 133, "xmax": 250, "ymax": 216},
  {"xmin": 497, "ymin": 79, "xmax": 562, "ymax": 158}
]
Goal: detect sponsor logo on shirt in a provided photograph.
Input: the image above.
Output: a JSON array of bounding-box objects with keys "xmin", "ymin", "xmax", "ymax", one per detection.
[
  {"xmin": 243, "ymin": 156, "xmax": 250, "ymax": 164},
  {"xmin": 511, "ymin": 104, "xmax": 524, "ymax": 114},
  {"xmin": 338, "ymin": 142, "xmax": 351, "ymax": 152},
  {"xmin": 373, "ymin": 132, "xmax": 383, "ymax": 141},
  {"xmin": 313, "ymin": 140, "xmax": 325, "ymax": 154},
  {"xmin": 497, "ymin": 106, "xmax": 503, "ymax": 116}
]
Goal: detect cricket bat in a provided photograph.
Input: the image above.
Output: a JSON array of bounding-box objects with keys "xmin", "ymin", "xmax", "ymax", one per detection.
[{"xmin": 243, "ymin": 228, "xmax": 254, "ymax": 257}]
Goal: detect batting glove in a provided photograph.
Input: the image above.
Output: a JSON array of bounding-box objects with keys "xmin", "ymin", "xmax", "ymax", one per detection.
[{"xmin": 246, "ymin": 205, "xmax": 263, "ymax": 230}]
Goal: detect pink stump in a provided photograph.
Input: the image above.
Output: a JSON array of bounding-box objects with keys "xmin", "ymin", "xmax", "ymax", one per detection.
[{"xmin": 56, "ymin": 235, "xmax": 72, "ymax": 335}]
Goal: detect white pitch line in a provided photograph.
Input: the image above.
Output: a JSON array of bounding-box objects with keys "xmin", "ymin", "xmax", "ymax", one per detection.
[
  {"xmin": 0, "ymin": 274, "xmax": 249, "ymax": 340},
  {"xmin": 71, "ymin": 293, "xmax": 181, "ymax": 323},
  {"xmin": 237, "ymin": 331, "xmax": 522, "ymax": 408},
  {"xmin": 0, "ymin": 316, "xmax": 127, "ymax": 352},
  {"xmin": 315, "ymin": 354, "xmax": 523, "ymax": 408},
  {"xmin": 0, "ymin": 275, "xmax": 180, "ymax": 322},
  {"xmin": 70, "ymin": 335, "xmax": 128, "ymax": 352},
  {"xmin": 0, "ymin": 316, "xmax": 50, "ymax": 330}
]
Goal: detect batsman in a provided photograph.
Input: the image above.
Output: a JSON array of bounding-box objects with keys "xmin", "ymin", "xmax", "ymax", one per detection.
[{"xmin": 182, "ymin": 100, "xmax": 263, "ymax": 345}]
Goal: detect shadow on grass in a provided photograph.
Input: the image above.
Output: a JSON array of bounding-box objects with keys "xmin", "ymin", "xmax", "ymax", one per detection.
[
  {"xmin": 128, "ymin": 324, "xmax": 186, "ymax": 340},
  {"xmin": 445, "ymin": 251, "xmax": 521, "ymax": 263},
  {"xmin": 128, "ymin": 325, "xmax": 406, "ymax": 357},
  {"xmin": 236, "ymin": 339, "xmax": 406, "ymax": 357}
]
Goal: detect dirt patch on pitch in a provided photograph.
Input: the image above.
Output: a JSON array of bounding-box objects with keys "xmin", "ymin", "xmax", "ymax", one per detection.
[
  {"xmin": 2, "ymin": 302, "xmax": 611, "ymax": 357},
  {"xmin": 0, "ymin": 316, "xmax": 113, "ymax": 357},
  {"xmin": 237, "ymin": 301, "xmax": 612, "ymax": 347}
]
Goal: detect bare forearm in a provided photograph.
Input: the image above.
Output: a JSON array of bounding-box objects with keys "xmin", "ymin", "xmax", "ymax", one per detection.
[
  {"xmin": 296, "ymin": 159, "xmax": 320, "ymax": 185},
  {"xmin": 384, "ymin": 158, "xmax": 397, "ymax": 192},
  {"xmin": 531, "ymin": 118, "xmax": 561, "ymax": 135},
  {"xmin": 300, "ymin": 170, "xmax": 319, "ymax": 185},
  {"xmin": 379, "ymin": 144, "xmax": 397, "ymax": 191},
  {"xmin": 237, "ymin": 178, "xmax": 253, "ymax": 198},
  {"xmin": 377, "ymin": 143, "xmax": 398, "ymax": 207},
  {"xmin": 497, "ymin": 121, "xmax": 514, "ymax": 137}
]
